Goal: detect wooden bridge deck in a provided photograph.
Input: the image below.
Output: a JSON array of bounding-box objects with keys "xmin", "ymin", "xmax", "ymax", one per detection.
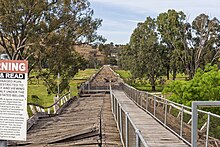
[
  {"xmin": 112, "ymin": 90, "xmax": 189, "ymax": 147},
  {"xmin": 10, "ymin": 93, "xmax": 122, "ymax": 147},
  {"xmin": 9, "ymin": 66, "xmax": 191, "ymax": 147}
]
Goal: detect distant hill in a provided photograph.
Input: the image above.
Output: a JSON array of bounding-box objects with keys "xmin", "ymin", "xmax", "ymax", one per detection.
[{"xmin": 74, "ymin": 45, "xmax": 105, "ymax": 67}]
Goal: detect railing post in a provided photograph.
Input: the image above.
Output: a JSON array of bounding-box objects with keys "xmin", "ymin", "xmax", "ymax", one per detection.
[
  {"xmin": 192, "ymin": 103, "xmax": 198, "ymax": 147},
  {"xmin": 146, "ymin": 93, "xmax": 148, "ymax": 111},
  {"xmin": 180, "ymin": 105, "xmax": 184, "ymax": 137},
  {"xmin": 205, "ymin": 112, "xmax": 210, "ymax": 147},
  {"xmin": 164, "ymin": 100, "xmax": 168, "ymax": 125},
  {"xmin": 116, "ymin": 100, "xmax": 118, "ymax": 121},
  {"xmin": 136, "ymin": 129, "xmax": 140, "ymax": 147},
  {"xmin": 119, "ymin": 105, "xmax": 122, "ymax": 135},
  {"xmin": 141, "ymin": 93, "xmax": 143, "ymax": 107},
  {"xmin": 48, "ymin": 108, "xmax": 50, "ymax": 114},
  {"xmin": 88, "ymin": 83, "xmax": 90, "ymax": 92},
  {"xmin": 112, "ymin": 95, "xmax": 115, "ymax": 116},
  {"xmin": 154, "ymin": 96, "xmax": 156, "ymax": 116},
  {"xmin": 125, "ymin": 112, "xmax": 129, "ymax": 147}
]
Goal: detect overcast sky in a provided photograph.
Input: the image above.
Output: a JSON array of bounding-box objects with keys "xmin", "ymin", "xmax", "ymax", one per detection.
[{"xmin": 89, "ymin": 0, "xmax": 220, "ymax": 44}]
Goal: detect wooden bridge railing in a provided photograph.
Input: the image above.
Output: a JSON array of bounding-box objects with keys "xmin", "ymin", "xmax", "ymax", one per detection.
[
  {"xmin": 119, "ymin": 82, "xmax": 220, "ymax": 147},
  {"xmin": 27, "ymin": 92, "xmax": 73, "ymax": 130},
  {"xmin": 28, "ymin": 92, "xmax": 72, "ymax": 115}
]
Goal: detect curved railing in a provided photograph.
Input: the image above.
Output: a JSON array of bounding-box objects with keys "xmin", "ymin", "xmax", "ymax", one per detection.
[
  {"xmin": 27, "ymin": 92, "xmax": 73, "ymax": 130},
  {"xmin": 28, "ymin": 92, "xmax": 72, "ymax": 115}
]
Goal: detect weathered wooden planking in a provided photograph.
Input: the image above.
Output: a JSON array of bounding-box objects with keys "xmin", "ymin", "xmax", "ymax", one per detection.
[
  {"xmin": 10, "ymin": 94, "xmax": 122, "ymax": 147},
  {"xmin": 112, "ymin": 90, "xmax": 189, "ymax": 147}
]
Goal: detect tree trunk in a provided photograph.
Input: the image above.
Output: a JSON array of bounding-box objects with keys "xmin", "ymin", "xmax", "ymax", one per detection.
[
  {"xmin": 172, "ymin": 68, "xmax": 177, "ymax": 80},
  {"xmin": 151, "ymin": 85, "xmax": 156, "ymax": 91},
  {"xmin": 166, "ymin": 65, "xmax": 170, "ymax": 80}
]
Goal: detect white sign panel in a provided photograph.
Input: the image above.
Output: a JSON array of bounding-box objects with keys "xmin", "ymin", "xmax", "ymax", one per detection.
[{"xmin": 0, "ymin": 60, "xmax": 28, "ymax": 141}]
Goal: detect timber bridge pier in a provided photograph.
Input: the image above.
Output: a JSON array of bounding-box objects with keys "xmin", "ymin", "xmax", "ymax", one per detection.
[{"xmin": 10, "ymin": 66, "xmax": 220, "ymax": 147}]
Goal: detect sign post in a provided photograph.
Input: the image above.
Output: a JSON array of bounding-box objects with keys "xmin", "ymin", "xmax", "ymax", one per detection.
[{"xmin": 0, "ymin": 60, "xmax": 28, "ymax": 144}]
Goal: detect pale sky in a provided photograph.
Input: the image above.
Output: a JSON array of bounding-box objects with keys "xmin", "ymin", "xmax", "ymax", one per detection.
[{"xmin": 89, "ymin": 0, "xmax": 220, "ymax": 44}]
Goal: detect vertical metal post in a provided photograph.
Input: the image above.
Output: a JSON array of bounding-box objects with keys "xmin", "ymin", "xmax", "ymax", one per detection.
[
  {"xmin": 180, "ymin": 105, "xmax": 184, "ymax": 137},
  {"xmin": 116, "ymin": 100, "xmax": 118, "ymax": 121},
  {"xmin": 0, "ymin": 140, "xmax": 7, "ymax": 147},
  {"xmin": 113, "ymin": 95, "xmax": 116, "ymax": 116},
  {"xmin": 110, "ymin": 85, "xmax": 113, "ymax": 113},
  {"xmin": 192, "ymin": 103, "xmax": 198, "ymax": 147},
  {"xmin": 119, "ymin": 106, "xmax": 122, "ymax": 135},
  {"xmin": 131, "ymin": 89, "xmax": 134, "ymax": 99},
  {"xmin": 136, "ymin": 130, "xmax": 140, "ymax": 147},
  {"xmin": 191, "ymin": 101, "xmax": 220, "ymax": 147},
  {"xmin": 125, "ymin": 112, "xmax": 129, "ymax": 147},
  {"xmin": 146, "ymin": 93, "xmax": 148, "ymax": 111},
  {"xmin": 141, "ymin": 93, "xmax": 143, "ymax": 107},
  {"xmin": 205, "ymin": 113, "xmax": 210, "ymax": 147},
  {"xmin": 154, "ymin": 96, "xmax": 156, "ymax": 116},
  {"xmin": 88, "ymin": 83, "xmax": 90, "ymax": 92},
  {"xmin": 164, "ymin": 100, "xmax": 168, "ymax": 125}
]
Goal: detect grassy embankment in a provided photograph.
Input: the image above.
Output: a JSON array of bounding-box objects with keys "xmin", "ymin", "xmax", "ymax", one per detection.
[{"xmin": 28, "ymin": 69, "xmax": 98, "ymax": 107}]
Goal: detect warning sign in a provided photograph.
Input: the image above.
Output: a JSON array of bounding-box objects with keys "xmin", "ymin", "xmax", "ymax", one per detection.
[{"xmin": 0, "ymin": 60, "xmax": 28, "ymax": 141}]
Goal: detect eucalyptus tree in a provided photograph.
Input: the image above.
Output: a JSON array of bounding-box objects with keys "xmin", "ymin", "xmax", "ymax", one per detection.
[
  {"xmin": 0, "ymin": 0, "xmax": 103, "ymax": 95},
  {"xmin": 118, "ymin": 44, "xmax": 133, "ymax": 70},
  {"xmin": 157, "ymin": 10, "xmax": 220, "ymax": 79},
  {"xmin": 130, "ymin": 17, "xmax": 164, "ymax": 91},
  {"xmin": 192, "ymin": 14, "xmax": 220, "ymax": 69},
  {"xmin": 157, "ymin": 9, "xmax": 187, "ymax": 80}
]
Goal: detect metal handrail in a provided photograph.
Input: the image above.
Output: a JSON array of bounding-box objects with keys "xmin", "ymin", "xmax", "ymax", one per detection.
[
  {"xmin": 120, "ymin": 82, "xmax": 220, "ymax": 147},
  {"xmin": 110, "ymin": 85, "xmax": 149, "ymax": 147}
]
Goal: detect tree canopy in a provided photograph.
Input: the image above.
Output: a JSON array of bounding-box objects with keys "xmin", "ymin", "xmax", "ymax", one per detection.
[
  {"xmin": 121, "ymin": 17, "xmax": 164, "ymax": 91},
  {"xmin": 119, "ymin": 9, "xmax": 220, "ymax": 91},
  {"xmin": 0, "ymin": 0, "xmax": 104, "ymax": 95}
]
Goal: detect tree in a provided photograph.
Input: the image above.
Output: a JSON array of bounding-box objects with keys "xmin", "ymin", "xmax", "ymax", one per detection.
[
  {"xmin": 0, "ymin": 0, "xmax": 103, "ymax": 71},
  {"xmin": 129, "ymin": 17, "xmax": 164, "ymax": 91},
  {"xmin": 192, "ymin": 14, "xmax": 220, "ymax": 69},
  {"xmin": 157, "ymin": 9, "xmax": 187, "ymax": 80},
  {"xmin": 99, "ymin": 42, "xmax": 114, "ymax": 64},
  {"xmin": 157, "ymin": 10, "xmax": 220, "ymax": 79},
  {"xmin": 0, "ymin": 0, "xmax": 104, "ymax": 95},
  {"xmin": 118, "ymin": 44, "xmax": 133, "ymax": 70},
  {"xmin": 163, "ymin": 63, "xmax": 220, "ymax": 105}
]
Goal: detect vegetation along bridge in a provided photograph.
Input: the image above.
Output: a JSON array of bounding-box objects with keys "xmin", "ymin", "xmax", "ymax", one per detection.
[{"xmin": 9, "ymin": 66, "xmax": 220, "ymax": 147}]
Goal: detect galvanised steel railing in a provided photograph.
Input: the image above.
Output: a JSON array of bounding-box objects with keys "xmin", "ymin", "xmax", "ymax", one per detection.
[
  {"xmin": 110, "ymin": 85, "xmax": 148, "ymax": 147},
  {"xmin": 120, "ymin": 82, "xmax": 220, "ymax": 147}
]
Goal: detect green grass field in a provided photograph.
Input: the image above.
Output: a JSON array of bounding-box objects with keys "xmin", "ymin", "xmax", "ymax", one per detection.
[
  {"xmin": 115, "ymin": 70, "xmax": 187, "ymax": 92},
  {"xmin": 28, "ymin": 69, "xmax": 98, "ymax": 107}
]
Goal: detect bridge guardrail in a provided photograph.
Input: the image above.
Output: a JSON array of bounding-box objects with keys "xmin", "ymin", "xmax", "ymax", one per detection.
[
  {"xmin": 110, "ymin": 85, "xmax": 149, "ymax": 147},
  {"xmin": 27, "ymin": 92, "xmax": 73, "ymax": 130},
  {"xmin": 28, "ymin": 92, "xmax": 72, "ymax": 116},
  {"xmin": 119, "ymin": 82, "xmax": 220, "ymax": 147}
]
